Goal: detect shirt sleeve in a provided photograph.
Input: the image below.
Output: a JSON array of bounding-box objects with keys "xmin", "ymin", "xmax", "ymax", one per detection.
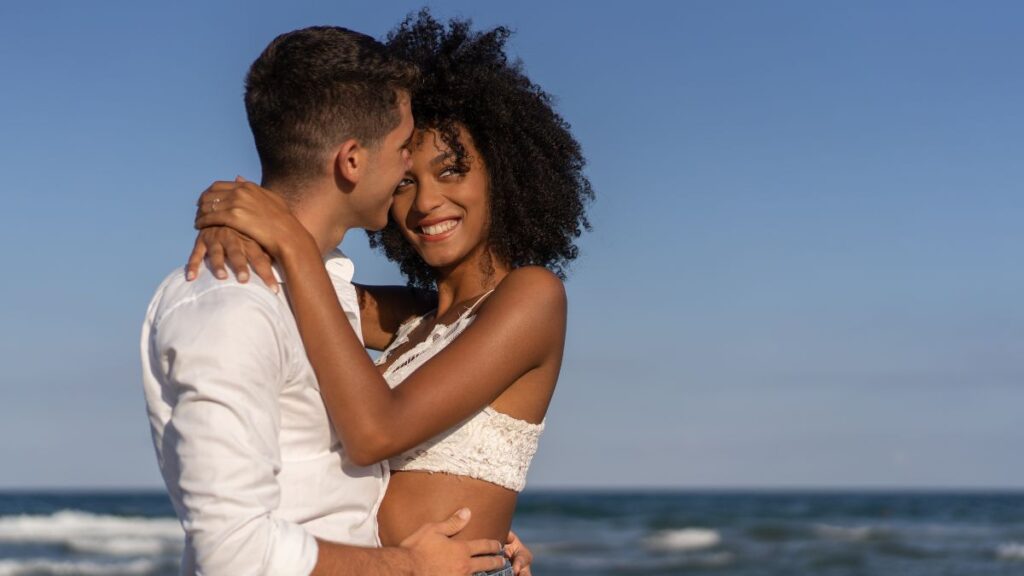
[{"xmin": 152, "ymin": 286, "xmax": 318, "ymax": 575}]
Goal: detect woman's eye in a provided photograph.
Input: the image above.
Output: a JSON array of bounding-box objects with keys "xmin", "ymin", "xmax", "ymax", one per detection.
[
  {"xmin": 396, "ymin": 178, "xmax": 414, "ymax": 189},
  {"xmin": 439, "ymin": 166, "xmax": 465, "ymax": 179}
]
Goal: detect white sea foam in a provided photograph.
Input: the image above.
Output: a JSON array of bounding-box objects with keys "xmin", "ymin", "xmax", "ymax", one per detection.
[
  {"xmin": 0, "ymin": 510, "xmax": 182, "ymax": 556},
  {"xmin": 997, "ymin": 542, "xmax": 1024, "ymax": 561},
  {"xmin": 644, "ymin": 528, "xmax": 721, "ymax": 551},
  {"xmin": 0, "ymin": 558, "xmax": 159, "ymax": 576},
  {"xmin": 67, "ymin": 536, "xmax": 170, "ymax": 556}
]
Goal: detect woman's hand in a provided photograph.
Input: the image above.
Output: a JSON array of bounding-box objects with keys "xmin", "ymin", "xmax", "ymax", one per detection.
[
  {"xmin": 194, "ymin": 177, "xmax": 313, "ymax": 261},
  {"xmin": 185, "ymin": 227, "xmax": 279, "ymax": 293}
]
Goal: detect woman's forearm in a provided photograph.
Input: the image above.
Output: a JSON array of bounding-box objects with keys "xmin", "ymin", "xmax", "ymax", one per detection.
[
  {"xmin": 277, "ymin": 238, "xmax": 403, "ymax": 464},
  {"xmin": 273, "ymin": 241, "xmax": 553, "ymax": 467}
]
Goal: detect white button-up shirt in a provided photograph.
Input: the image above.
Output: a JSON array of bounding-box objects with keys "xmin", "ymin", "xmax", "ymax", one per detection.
[{"xmin": 141, "ymin": 250, "xmax": 388, "ymax": 575}]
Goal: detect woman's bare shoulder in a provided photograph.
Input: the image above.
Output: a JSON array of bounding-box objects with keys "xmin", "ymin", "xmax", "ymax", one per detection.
[{"xmin": 484, "ymin": 266, "xmax": 567, "ymax": 319}]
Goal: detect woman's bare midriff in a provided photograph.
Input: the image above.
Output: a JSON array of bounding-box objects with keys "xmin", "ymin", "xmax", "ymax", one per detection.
[{"xmin": 377, "ymin": 470, "xmax": 518, "ymax": 546}]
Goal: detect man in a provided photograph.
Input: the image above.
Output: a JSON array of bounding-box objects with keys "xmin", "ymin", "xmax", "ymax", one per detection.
[{"xmin": 141, "ymin": 26, "xmax": 524, "ymax": 575}]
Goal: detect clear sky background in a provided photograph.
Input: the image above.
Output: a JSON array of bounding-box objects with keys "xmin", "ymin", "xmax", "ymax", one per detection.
[{"xmin": 1, "ymin": 0, "xmax": 1021, "ymax": 490}]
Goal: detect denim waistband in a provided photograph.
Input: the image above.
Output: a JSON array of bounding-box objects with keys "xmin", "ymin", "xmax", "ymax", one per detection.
[{"xmin": 474, "ymin": 555, "xmax": 513, "ymax": 576}]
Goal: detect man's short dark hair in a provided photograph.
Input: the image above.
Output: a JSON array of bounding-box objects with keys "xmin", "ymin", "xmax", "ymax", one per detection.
[{"xmin": 245, "ymin": 26, "xmax": 418, "ymax": 182}]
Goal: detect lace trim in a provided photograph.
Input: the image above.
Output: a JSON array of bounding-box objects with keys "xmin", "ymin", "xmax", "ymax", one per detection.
[
  {"xmin": 388, "ymin": 407, "xmax": 545, "ymax": 492},
  {"xmin": 375, "ymin": 298, "xmax": 542, "ymax": 492}
]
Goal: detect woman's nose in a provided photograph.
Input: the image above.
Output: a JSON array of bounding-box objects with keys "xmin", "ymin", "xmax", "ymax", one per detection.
[{"xmin": 413, "ymin": 181, "xmax": 444, "ymax": 214}]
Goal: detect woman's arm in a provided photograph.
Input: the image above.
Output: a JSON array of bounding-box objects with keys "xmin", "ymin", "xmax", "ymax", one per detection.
[
  {"xmin": 196, "ymin": 181, "xmax": 566, "ymax": 466},
  {"xmin": 184, "ymin": 181, "xmax": 432, "ymax": 347}
]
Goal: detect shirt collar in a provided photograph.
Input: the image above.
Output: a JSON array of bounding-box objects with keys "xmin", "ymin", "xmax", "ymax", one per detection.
[{"xmin": 271, "ymin": 248, "xmax": 355, "ymax": 284}]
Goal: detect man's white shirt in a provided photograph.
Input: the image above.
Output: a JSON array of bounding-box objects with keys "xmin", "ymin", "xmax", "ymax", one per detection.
[{"xmin": 141, "ymin": 250, "xmax": 388, "ymax": 575}]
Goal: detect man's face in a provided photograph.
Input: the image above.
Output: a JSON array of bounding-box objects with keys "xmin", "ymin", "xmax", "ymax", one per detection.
[{"xmin": 356, "ymin": 94, "xmax": 415, "ymax": 231}]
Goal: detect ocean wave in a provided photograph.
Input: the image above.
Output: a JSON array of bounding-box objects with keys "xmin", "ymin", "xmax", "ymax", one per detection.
[
  {"xmin": 997, "ymin": 542, "xmax": 1024, "ymax": 561},
  {"xmin": 745, "ymin": 522, "xmax": 806, "ymax": 542},
  {"xmin": 529, "ymin": 540, "xmax": 611, "ymax": 555},
  {"xmin": 66, "ymin": 536, "xmax": 171, "ymax": 556},
  {"xmin": 644, "ymin": 528, "xmax": 721, "ymax": 551},
  {"xmin": 0, "ymin": 558, "xmax": 159, "ymax": 576},
  {"xmin": 814, "ymin": 523, "xmax": 886, "ymax": 541},
  {"xmin": 0, "ymin": 510, "xmax": 182, "ymax": 556}
]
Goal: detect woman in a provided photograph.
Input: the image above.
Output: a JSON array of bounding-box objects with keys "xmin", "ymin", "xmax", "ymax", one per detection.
[{"xmin": 189, "ymin": 11, "xmax": 592, "ymax": 572}]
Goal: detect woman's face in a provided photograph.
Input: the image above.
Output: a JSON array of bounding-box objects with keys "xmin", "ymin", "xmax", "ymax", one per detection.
[{"xmin": 391, "ymin": 126, "xmax": 491, "ymax": 271}]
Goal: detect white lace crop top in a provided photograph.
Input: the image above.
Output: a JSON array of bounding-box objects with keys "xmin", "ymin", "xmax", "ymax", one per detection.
[{"xmin": 374, "ymin": 294, "xmax": 544, "ymax": 492}]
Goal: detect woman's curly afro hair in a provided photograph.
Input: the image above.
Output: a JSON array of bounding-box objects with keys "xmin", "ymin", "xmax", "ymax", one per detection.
[{"xmin": 367, "ymin": 10, "xmax": 594, "ymax": 288}]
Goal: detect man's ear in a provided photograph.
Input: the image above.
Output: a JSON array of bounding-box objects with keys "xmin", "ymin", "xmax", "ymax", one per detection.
[{"xmin": 333, "ymin": 138, "xmax": 366, "ymax": 186}]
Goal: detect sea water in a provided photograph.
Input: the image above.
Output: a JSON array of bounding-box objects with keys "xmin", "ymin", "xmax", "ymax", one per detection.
[{"xmin": 1, "ymin": 491, "xmax": 1023, "ymax": 575}]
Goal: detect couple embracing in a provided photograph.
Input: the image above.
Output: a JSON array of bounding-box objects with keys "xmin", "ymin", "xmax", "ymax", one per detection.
[{"xmin": 141, "ymin": 11, "xmax": 591, "ymax": 576}]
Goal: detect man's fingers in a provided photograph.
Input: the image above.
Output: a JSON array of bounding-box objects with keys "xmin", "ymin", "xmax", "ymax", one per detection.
[
  {"xmin": 436, "ymin": 508, "xmax": 472, "ymax": 537},
  {"xmin": 185, "ymin": 236, "xmax": 206, "ymax": 281},
  {"xmin": 468, "ymin": 554, "xmax": 506, "ymax": 575},
  {"xmin": 466, "ymin": 538, "xmax": 504, "ymax": 557}
]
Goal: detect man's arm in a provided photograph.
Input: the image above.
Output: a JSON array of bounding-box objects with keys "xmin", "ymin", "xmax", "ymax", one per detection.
[{"xmin": 154, "ymin": 286, "xmax": 318, "ymax": 574}]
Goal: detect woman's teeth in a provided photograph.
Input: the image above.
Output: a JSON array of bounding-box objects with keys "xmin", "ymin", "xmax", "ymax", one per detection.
[{"xmin": 421, "ymin": 220, "xmax": 459, "ymax": 235}]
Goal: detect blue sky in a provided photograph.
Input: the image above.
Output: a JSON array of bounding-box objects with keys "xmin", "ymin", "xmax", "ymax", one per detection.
[{"xmin": 1, "ymin": 0, "xmax": 1021, "ymax": 489}]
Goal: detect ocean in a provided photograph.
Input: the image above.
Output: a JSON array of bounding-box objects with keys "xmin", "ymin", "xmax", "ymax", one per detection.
[{"xmin": 1, "ymin": 490, "xmax": 1023, "ymax": 575}]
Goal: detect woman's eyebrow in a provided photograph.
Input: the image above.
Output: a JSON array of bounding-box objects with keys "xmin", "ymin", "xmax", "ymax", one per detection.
[{"xmin": 429, "ymin": 151, "xmax": 454, "ymax": 166}]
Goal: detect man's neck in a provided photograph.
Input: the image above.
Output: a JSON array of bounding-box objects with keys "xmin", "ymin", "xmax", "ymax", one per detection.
[{"xmin": 263, "ymin": 178, "xmax": 349, "ymax": 257}]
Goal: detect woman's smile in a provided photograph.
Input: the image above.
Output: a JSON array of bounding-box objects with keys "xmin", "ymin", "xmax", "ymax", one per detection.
[{"xmin": 417, "ymin": 217, "xmax": 462, "ymax": 241}]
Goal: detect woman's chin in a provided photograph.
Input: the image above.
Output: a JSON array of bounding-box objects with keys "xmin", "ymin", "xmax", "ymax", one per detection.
[{"xmin": 417, "ymin": 250, "xmax": 463, "ymax": 271}]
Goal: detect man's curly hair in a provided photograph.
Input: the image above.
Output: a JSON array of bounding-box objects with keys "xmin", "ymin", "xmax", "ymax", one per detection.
[{"xmin": 367, "ymin": 10, "xmax": 593, "ymax": 288}]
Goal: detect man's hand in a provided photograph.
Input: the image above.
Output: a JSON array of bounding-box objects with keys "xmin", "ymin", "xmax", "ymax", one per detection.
[
  {"xmin": 505, "ymin": 530, "xmax": 534, "ymax": 575},
  {"xmin": 401, "ymin": 508, "xmax": 507, "ymax": 576}
]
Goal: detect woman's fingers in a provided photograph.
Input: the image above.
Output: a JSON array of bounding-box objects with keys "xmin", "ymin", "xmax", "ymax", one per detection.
[
  {"xmin": 197, "ymin": 197, "xmax": 234, "ymax": 218},
  {"xmin": 242, "ymin": 238, "xmax": 279, "ymax": 293},
  {"xmin": 206, "ymin": 241, "xmax": 228, "ymax": 280},
  {"xmin": 223, "ymin": 233, "xmax": 250, "ymax": 283},
  {"xmin": 505, "ymin": 530, "xmax": 533, "ymax": 575},
  {"xmin": 185, "ymin": 235, "xmax": 207, "ymax": 281},
  {"xmin": 197, "ymin": 181, "xmax": 240, "ymax": 205},
  {"xmin": 194, "ymin": 210, "xmax": 234, "ymax": 230}
]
